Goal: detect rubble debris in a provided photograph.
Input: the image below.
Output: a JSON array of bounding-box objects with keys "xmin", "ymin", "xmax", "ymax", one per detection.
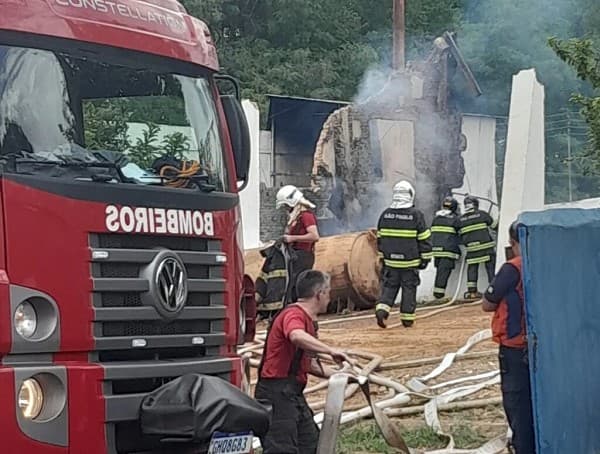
[{"xmin": 311, "ymin": 32, "xmax": 480, "ymax": 230}]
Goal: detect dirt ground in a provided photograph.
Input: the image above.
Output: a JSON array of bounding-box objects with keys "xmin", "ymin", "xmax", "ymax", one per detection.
[
  {"xmin": 249, "ymin": 304, "xmax": 509, "ymax": 452},
  {"xmin": 318, "ymin": 304, "xmax": 492, "ymax": 359}
]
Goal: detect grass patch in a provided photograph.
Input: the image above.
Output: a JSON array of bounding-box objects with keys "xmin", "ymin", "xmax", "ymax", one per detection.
[
  {"xmin": 452, "ymin": 424, "xmax": 489, "ymax": 448},
  {"xmin": 337, "ymin": 421, "xmax": 488, "ymax": 453}
]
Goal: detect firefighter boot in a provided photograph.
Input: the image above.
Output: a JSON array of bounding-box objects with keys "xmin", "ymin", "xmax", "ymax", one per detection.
[
  {"xmin": 402, "ymin": 319, "xmax": 414, "ymax": 328},
  {"xmin": 463, "ymin": 290, "xmax": 483, "ymax": 301},
  {"xmin": 375, "ymin": 304, "xmax": 391, "ymax": 329}
]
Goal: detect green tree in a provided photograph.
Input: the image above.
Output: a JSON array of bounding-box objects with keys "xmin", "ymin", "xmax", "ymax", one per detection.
[
  {"xmin": 83, "ymin": 100, "xmax": 130, "ymax": 152},
  {"xmin": 162, "ymin": 132, "xmax": 191, "ymax": 160},
  {"xmin": 549, "ymin": 37, "xmax": 600, "ymax": 174},
  {"xmin": 181, "ymin": 0, "xmax": 462, "ymax": 116},
  {"xmin": 128, "ymin": 123, "xmax": 160, "ymax": 169}
]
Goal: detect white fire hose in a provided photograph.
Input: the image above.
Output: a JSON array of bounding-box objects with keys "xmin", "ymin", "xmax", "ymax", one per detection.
[{"xmin": 313, "ymin": 329, "xmax": 508, "ymax": 454}]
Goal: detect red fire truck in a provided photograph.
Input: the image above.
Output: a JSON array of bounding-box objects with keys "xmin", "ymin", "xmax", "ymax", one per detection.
[{"xmin": 0, "ymin": 1, "xmax": 257, "ymax": 452}]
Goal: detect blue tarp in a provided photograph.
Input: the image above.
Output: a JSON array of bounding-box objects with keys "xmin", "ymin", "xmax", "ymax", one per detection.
[{"xmin": 519, "ymin": 208, "xmax": 600, "ymax": 454}]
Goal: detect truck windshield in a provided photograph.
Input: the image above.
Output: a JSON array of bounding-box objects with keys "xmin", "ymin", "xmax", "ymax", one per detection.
[{"xmin": 0, "ymin": 44, "xmax": 228, "ymax": 192}]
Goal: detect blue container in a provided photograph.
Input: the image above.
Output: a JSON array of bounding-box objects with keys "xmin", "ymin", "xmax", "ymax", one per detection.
[{"xmin": 519, "ymin": 209, "xmax": 600, "ymax": 454}]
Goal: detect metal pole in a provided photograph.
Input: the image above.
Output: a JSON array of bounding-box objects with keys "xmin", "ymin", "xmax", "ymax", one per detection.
[
  {"xmin": 392, "ymin": 0, "xmax": 405, "ymax": 71},
  {"xmin": 567, "ymin": 112, "xmax": 573, "ymax": 202}
]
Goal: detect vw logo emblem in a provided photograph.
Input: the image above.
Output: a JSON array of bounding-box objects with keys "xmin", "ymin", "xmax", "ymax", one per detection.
[{"xmin": 155, "ymin": 257, "xmax": 188, "ymax": 313}]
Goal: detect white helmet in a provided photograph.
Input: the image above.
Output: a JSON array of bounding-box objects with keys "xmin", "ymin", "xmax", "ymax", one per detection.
[
  {"xmin": 391, "ymin": 180, "xmax": 415, "ymax": 209},
  {"xmin": 276, "ymin": 185, "xmax": 312, "ymax": 209}
]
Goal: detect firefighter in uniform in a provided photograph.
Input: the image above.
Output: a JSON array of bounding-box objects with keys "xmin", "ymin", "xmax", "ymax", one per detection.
[
  {"xmin": 482, "ymin": 221, "xmax": 535, "ymax": 454},
  {"xmin": 430, "ymin": 196, "xmax": 462, "ymax": 301},
  {"xmin": 458, "ymin": 195, "xmax": 498, "ymax": 299},
  {"xmin": 375, "ymin": 181, "xmax": 432, "ymax": 328},
  {"xmin": 275, "ymin": 185, "xmax": 320, "ymax": 304}
]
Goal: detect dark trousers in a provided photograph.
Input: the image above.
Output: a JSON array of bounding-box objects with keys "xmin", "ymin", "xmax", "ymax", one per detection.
[
  {"xmin": 433, "ymin": 258, "xmax": 456, "ymax": 298},
  {"xmin": 466, "ymin": 255, "xmax": 496, "ymax": 291},
  {"xmin": 287, "ymin": 249, "xmax": 315, "ymax": 304},
  {"xmin": 254, "ymin": 379, "xmax": 319, "ymax": 454},
  {"xmin": 499, "ymin": 345, "xmax": 536, "ymax": 454},
  {"xmin": 380, "ymin": 267, "xmax": 420, "ymax": 320}
]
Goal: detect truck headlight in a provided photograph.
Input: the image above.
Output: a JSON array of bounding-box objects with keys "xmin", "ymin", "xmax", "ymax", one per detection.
[
  {"xmin": 14, "ymin": 302, "xmax": 37, "ymax": 338},
  {"xmin": 18, "ymin": 378, "xmax": 44, "ymax": 420}
]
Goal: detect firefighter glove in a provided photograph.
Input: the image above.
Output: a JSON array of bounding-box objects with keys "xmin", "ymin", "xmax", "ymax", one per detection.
[{"xmin": 418, "ymin": 260, "xmax": 430, "ymax": 270}]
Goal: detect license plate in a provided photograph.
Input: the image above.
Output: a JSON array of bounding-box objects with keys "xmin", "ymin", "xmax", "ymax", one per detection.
[{"xmin": 207, "ymin": 431, "xmax": 253, "ymax": 454}]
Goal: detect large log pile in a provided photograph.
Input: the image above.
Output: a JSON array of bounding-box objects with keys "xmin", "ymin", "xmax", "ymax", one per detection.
[{"xmin": 244, "ymin": 231, "xmax": 382, "ymax": 310}]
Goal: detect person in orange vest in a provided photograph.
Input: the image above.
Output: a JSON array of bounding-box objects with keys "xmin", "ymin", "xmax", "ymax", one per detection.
[{"xmin": 482, "ymin": 220, "xmax": 535, "ymax": 454}]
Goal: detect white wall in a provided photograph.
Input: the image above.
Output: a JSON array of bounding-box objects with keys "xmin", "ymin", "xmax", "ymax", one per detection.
[
  {"xmin": 415, "ymin": 114, "xmax": 499, "ymax": 301},
  {"xmin": 240, "ymin": 100, "xmax": 262, "ymax": 250},
  {"xmin": 495, "ymin": 69, "xmax": 545, "ymax": 270},
  {"xmin": 545, "ymin": 197, "xmax": 600, "ymax": 209}
]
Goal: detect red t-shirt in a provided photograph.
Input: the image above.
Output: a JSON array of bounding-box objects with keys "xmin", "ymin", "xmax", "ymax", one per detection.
[
  {"xmin": 260, "ymin": 305, "xmax": 317, "ymax": 384},
  {"xmin": 290, "ymin": 211, "xmax": 317, "ymax": 251}
]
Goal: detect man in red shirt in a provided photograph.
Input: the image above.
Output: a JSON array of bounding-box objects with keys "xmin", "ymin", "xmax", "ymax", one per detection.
[
  {"xmin": 276, "ymin": 185, "xmax": 320, "ymax": 303},
  {"xmin": 254, "ymin": 270, "xmax": 351, "ymax": 454},
  {"xmin": 482, "ymin": 220, "xmax": 535, "ymax": 454}
]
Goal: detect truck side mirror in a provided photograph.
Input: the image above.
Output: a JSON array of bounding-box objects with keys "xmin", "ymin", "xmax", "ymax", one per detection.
[
  {"xmin": 215, "ymin": 74, "xmax": 251, "ymax": 192},
  {"xmin": 220, "ymin": 95, "xmax": 251, "ymax": 191}
]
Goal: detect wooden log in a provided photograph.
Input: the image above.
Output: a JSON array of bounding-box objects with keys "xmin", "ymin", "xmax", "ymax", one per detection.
[
  {"xmin": 384, "ymin": 396, "xmax": 503, "ymax": 417},
  {"xmin": 244, "ymin": 233, "xmax": 367, "ymax": 303},
  {"xmin": 346, "ymin": 230, "xmax": 381, "ymax": 309}
]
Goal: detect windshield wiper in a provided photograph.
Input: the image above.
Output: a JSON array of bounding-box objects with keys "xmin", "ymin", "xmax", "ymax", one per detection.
[{"xmin": 11, "ymin": 158, "xmax": 130, "ymax": 183}]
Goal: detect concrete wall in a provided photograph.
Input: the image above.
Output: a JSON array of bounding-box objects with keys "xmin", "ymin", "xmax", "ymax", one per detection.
[
  {"xmin": 240, "ymin": 100, "xmax": 262, "ymax": 250},
  {"xmin": 259, "ymin": 131, "xmax": 273, "ymax": 187},
  {"xmin": 495, "ymin": 69, "xmax": 545, "ymax": 270},
  {"xmin": 545, "ymin": 197, "xmax": 600, "ymax": 209}
]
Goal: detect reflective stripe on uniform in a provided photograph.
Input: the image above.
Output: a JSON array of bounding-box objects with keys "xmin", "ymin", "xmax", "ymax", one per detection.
[
  {"xmin": 433, "ymin": 287, "xmax": 446, "ymax": 294},
  {"xmin": 258, "ymin": 269, "xmax": 288, "ymax": 282},
  {"xmin": 376, "ymin": 303, "xmax": 392, "ymax": 313},
  {"xmin": 491, "ymin": 218, "xmax": 498, "ymax": 229},
  {"xmin": 459, "ymin": 223, "xmax": 488, "ymax": 235},
  {"xmin": 467, "ymin": 281, "xmax": 477, "ymax": 287},
  {"xmin": 384, "ymin": 258, "xmax": 422, "ymax": 268},
  {"xmin": 466, "ymin": 241, "xmax": 496, "ymax": 253},
  {"xmin": 400, "ymin": 312, "xmax": 416, "ymax": 321},
  {"xmin": 420, "ymin": 252, "xmax": 433, "ymax": 260},
  {"xmin": 466, "ymin": 255, "xmax": 491, "ymax": 265},
  {"xmin": 417, "ymin": 229, "xmax": 432, "ymax": 240},
  {"xmin": 377, "ymin": 228, "xmax": 417, "ymax": 238},
  {"xmin": 432, "ymin": 251, "xmax": 459, "ymax": 259},
  {"xmin": 431, "ymin": 225, "xmax": 456, "ymax": 234}
]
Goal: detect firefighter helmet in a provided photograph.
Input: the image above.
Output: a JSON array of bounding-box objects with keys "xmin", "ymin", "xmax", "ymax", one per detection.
[
  {"xmin": 464, "ymin": 195, "xmax": 479, "ymax": 212},
  {"xmin": 276, "ymin": 185, "xmax": 303, "ymax": 209},
  {"xmin": 442, "ymin": 196, "xmax": 458, "ymax": 213},
  {"xmin": 392, "ymin": 180, "xmax": 415, "ymax": 206},
  {"xmin": 276, "ymin": 185, "xmax": 315, "ymax": 209}
]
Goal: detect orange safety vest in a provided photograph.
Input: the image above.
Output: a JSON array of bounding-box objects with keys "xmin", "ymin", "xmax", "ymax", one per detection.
[{"xmin": 491, "ymin": 256, "xmax": 527, "ymax": 348}]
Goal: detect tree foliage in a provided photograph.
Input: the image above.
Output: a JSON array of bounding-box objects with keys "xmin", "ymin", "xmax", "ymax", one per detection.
[
  {"xmin": 182, "ymin": 0, "xmax": 462, "ymax": 114},
  {"xmin": 549, "ymin": 37, "xmax": 600, "ymax": 174}
]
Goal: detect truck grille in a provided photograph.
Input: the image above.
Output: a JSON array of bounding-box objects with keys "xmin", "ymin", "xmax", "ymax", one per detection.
[
  {"xmin": 90, "ymin": 233, "xmax": 226, "ymax": 345},
  {"xmin": 89, "ymin": 233, "xmax": 235, "ymax": 454}
]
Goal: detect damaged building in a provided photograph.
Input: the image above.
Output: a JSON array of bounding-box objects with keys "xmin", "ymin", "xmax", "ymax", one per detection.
[
  {"xmin": 311, "ymin": 32, "xmax": 482, "ymax": 231},
  {"xmin": 258, "ymin": 32, "xmax": 484, "ymax": 240}
]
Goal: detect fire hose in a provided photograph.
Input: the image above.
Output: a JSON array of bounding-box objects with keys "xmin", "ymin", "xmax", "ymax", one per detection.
[
  {"xmin": 312, "ymin": 329, "xmax": 508, "ymax": 454},
  {"xmin": 247, "ymin": 327, "xmax": 510, "ymax": 453}
]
